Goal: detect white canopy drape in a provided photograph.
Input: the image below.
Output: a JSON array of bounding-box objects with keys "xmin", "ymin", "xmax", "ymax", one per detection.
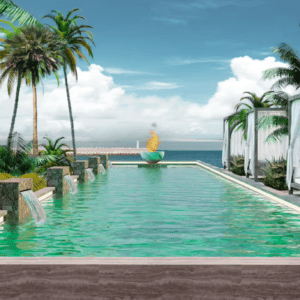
[
  {"xmin": 286, "ymin": 99, "xmax": 300, "ymax": 189},
  {"xmin": 244, "ymin": 112, "xmax": 255, "ymax": 175},
  {"xmin": 222, "ymin": 120, "xmax": 229, "ymax": 168},
  {"xmin": 230, "ymin": 126, "xmax": 246, "ymax": 157},
  {"xmin": 257, "ymin": 110, "xmax": 289, "ymax": 161}
]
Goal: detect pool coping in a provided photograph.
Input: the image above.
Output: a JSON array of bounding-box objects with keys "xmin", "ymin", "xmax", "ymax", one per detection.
[{"xmin": 0, "ymin": 257, "xmax": 300, "ymax": 264}]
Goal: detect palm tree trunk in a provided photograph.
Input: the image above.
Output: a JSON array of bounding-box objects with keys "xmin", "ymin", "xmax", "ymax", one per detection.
[
  {"xmin": 7, "ymin": 72, "xmax": 21, "ymax": 149},
  {"xmin": 32, "ymin": 79, "xmax": 38, "ymax": 156},
  {"xmin": 63, "ymin": 61, "xmax": 77, "ymax": 162}
]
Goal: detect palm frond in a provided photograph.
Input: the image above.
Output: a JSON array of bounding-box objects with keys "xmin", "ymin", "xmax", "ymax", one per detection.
[
  {"xmin": 0, "ymin": 0, "xmax": 39, "ymax": 26},
  {"xmin": 264, "ymin": 127, "xmax": 289, "ymax": 144}
]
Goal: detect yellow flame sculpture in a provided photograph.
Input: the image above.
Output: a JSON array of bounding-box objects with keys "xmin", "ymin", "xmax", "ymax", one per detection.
[{"xmin": 146, "ymin": 130, "xmax": 161, "ymax": 152}]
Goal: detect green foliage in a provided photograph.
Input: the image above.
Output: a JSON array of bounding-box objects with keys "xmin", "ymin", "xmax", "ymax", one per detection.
[
  {"xmin": 228, "ymin": 91, "xmax": 275, "ymax": 143},
  {"xmin": 35, "ymin": 136, "xmax": 74, "ymax": 175},
  {"xmin": 0, "ymin": 172, "xmax": 47, "ymax": 192},
  {"xmin": 230, "ymin": 155, "xmax": 245, "ymax": 176},
  {"xmin": 0, "ymin": 0, "xmax": 39, "ymax": 26},
  {"xmin": 228, "ymin": 110, "xmax": 248, "ymax": 141},
  {"xmin": 262, "ymin": 156, "xmax": 288, "ymax": 190},
  {"xmin": 256, "ymin": 91, "xmax": 289, "ymax": 144},
  {"xmin": 0, "ymin": 132, "xmax": 61, "ymax": 177},
  {"xmin": 235, "ymin": 91, "xmax": 274, "ymax": 111},
  {"xmin": 0, "ymin": 172, "xmax": 14, "ymax": 180},
  {"xmin": 0, "ymin": 141, "xmax": 38, "ymax": 177},
  {"xmin": 1, "ymin": 24, "xmax": 66, "ymax": 85},
  {"xmin": 42, "ymin": 8, "xmax": 95, "ymax": 161},
  {"xmin": 262, "ymin": 43, "xmax": 300, "ymax": 90}
]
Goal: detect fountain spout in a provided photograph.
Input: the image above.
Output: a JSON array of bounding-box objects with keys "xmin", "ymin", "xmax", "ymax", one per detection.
[
  {"xmin": 20, "ymin": 190, "xmax": 47, "ymax": 225},
  {"xmin": 99, "ymin": 164, "xmax": 106, "ymax": 174},
  {"xmin": 86, "ymin": 168, "xmax": 95, "ymax": 181},
  {"xmin": 64, "ymin": 175, "xmax": 78, "ymax": 193}
]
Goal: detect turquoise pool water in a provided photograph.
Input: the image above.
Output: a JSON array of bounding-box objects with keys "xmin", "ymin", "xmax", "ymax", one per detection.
[{"xmin": 1, "ymin": 165, "xmax": 300, "ymax": 257}]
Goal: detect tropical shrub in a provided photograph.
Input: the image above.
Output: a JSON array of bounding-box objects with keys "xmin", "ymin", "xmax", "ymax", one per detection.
[
  {"xmin": 0, "ymin": 172, "xmax": 46, "ymax": 192},
  {"xmin": 230, "ymin": 155, "xmax": 245, "ymax": 176},
  {"xmin": 262, "ymin": 156, "xmax": 287, "ymax": 190},
  {"xmin": 0, "ymin": 143, "xmax": 38, "ymax": 177},
  {"xmin": 0, "ymin": 172, "xmax": 15, "ymax": 180},
  {"xmin": 36, "ymin": 136, "xmax": 74, "ymax": 176},
  {"xmin": 19, "ymin": 172, "xmax": 47, "ymax": 192}
]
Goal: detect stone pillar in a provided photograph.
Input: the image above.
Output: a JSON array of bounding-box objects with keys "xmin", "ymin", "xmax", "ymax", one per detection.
[
  {"xmin": 73, "ymin": 160, "xmax": 89, "ymax": 183},
  {"xmin": 99, "ymin": 155, "xmax": 108, "ymax": 169},
  {"xmin": 47, "ymin": 166, "xmax": 70, "ymax": 197},
  {"xmin": 0, "ymin": 178, "xmax": 33, "ymax": 223},
  {"xmin": 88, "ymin": 156, "xmax": 100, "ymax": 175}
]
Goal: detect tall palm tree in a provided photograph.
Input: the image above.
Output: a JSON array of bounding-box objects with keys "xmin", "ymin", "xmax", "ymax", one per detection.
[
  {"xmin": 42, "ymin": 8, "xmax": 95, "ymax": 162},
  {"xmin": 0, "ymin": 25, "xmax": 66, "ymax": 156},
  {"xmin": 0, "ymin": 20, "xmax": 61, "ymax": 150},
  {"xmin": 0, "ymin": 20, "xmax": 22, "ymax": 149},
  {"xmin": 228, "ymin": 91, "xmax": 274, "ymax": 140},
  {"xmin": 262, "ymin": 43, "xmax": 300, "ymax": 90},
  {"xmin": 0, "ymin": 0, "xmax": 38, "ymax": 26}
]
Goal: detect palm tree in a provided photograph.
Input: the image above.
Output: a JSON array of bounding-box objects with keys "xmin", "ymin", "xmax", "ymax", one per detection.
[
  {"xmin": 228, "ymin": 91, "xmax": 274, "ymax": 140},
  {"xmin": 0, "ymin": 0, "xmax": 39, "ymax": 26},
  {"xmin": 256, "ymin": 91, "xmax": 289, "ymax": 144},
  {"xmin": 0, "ymin": 25, "xmax": 66, "ymax": 156},
  {"xmin": 262, "ymin": 43, "xmax": 300, "ymax": 90},
  {"xmin": 234, "ymin": 91, "xmax": 274, "ymax": 111},
  {"xmin": 42, "ymin": 8, "xmax": 95, "ymax": 162},
  {"xmin": 0, "ymin": 20, "xmax": 61, "ymax": 150},
  {"xmin": 0, "ymin": 20, "xmax": 32, "ymax": 150}
]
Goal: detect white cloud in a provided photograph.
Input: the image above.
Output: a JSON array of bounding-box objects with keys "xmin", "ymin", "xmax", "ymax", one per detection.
[
  {"xmin": 0, "ymin": 57, "xmax": 298, "ymax": 145},
  {"xmin": 104, "ymin": 68, "xmax": 160, "ymax": 76},
  {"xmin": 129, "ymin": 81, "xmax": 181, "ymax": 90},
  {"xmin": 168, "ymin": 57, "xmax": 230, "ymax": 65},
  {"xmin": 185, "ymin": 56, "xmax": 299, "ymax": 120}
]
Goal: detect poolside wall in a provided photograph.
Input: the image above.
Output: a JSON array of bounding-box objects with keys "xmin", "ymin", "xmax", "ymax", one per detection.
[
  {"xmin": 0, "ymin": 178, "xmax": 33, "ymax": 223},
  {"xmin": 47, "ymin": 166, "xmax": 70, "ymax": 197}
]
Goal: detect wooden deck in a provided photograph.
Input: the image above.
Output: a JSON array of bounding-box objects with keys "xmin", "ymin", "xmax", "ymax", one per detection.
[{"xmin": 36, "ymin": 147, "xmax": 148, "ymax": 156}]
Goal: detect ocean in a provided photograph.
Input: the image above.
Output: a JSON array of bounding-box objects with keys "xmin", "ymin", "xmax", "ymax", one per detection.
[{"xmin": 77, "ymin": 150, "xmax": 223, "ymax": 169}]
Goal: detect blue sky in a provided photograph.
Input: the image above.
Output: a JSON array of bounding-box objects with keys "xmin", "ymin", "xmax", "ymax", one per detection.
[{"xmin": 1, "ymin": 0, "xmax": 300, "ymax": 149}]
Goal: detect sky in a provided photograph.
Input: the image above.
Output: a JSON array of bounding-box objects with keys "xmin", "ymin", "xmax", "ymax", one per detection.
[{"xmin": 0, "ymin": 0, "xmax": 300, "ymax": 150}]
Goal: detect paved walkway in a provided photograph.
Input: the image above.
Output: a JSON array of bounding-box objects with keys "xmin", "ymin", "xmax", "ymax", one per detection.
[{"xmin": 196, "ymin": 159, "xmax": 300, "ymax": 208}]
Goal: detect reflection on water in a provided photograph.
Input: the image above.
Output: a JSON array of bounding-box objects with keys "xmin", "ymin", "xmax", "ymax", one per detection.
[{"xmin": 0, "ymin": 166, "xmax": 300, "ymax": 256}]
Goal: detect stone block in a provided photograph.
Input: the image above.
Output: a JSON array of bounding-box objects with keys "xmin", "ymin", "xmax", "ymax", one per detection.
[
  {"xmin": 47, "ymin": 167, "xmax": 70, "ymax": 197},
  {"xmin": 73, "ymin": 161, "xmax": 89, "ymax": 183},
  {"xmin": 88, "ymin": 156, "xmax": 101, "ymax": 175},
  {"xmin": 0, "ymin": 178, "xmax": 33, "ymax": 223},
  {"xmin": 99, "ymin": 155, "xmax": 109, "ymax": 169}
]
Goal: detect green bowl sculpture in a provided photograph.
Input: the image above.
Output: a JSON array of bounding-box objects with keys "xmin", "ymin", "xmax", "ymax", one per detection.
[{"xmin": 140, "ymin": 151, "xmax": 165, "ymax": 164}]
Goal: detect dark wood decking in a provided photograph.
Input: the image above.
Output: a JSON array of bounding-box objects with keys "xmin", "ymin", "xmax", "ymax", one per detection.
[{"xmin": 0, "ymin": 263, "xmax": 300, "ymax": 299}]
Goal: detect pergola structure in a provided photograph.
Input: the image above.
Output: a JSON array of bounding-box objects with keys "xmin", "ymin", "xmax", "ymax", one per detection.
[
  {"xmin": 244, "ymin": 108, "xmax": 289, "ymax": 182},
  {"xmin": 287, "ymin": 93, "xmax": 300, "ymax": 194},
  {"xmin": 222, "ymin": 113, "xmax": 246, "ymax": 170}
]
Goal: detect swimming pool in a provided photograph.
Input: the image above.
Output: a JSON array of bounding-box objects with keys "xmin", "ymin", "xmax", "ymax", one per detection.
[{"xmin": 1, "ymin": 164, "xmax": 300, "ymax": 257}]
